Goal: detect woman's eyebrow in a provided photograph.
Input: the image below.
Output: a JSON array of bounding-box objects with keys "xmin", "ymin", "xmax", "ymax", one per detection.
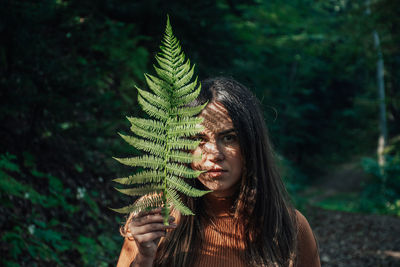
[{"xmin": 219, "ymin": 128, "xmax": 235, "ymax": 136}]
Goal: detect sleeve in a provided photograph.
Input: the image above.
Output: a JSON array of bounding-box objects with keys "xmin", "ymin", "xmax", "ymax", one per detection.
[
  {"xmin": 116, "ymin": 238, "xmax": 138, "ymax": 267},
  {"xmin": 295, "ymin": 210, "xmax": 320, "ymax": 267}
]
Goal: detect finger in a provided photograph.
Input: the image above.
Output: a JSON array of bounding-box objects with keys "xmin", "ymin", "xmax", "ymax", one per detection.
[
  {"xmin": 136, "ymin": 207, "xmax": 162, "ymax": 217},
  {"xmin": 126, "ymin": 231, "xmax": 135, "ymax": 241},
  {"xmin": 131, "ymin": 208, "xmax": 163, "ymax": 224},
  {"xmin": 132, "ymin": 222, "xmax": 177, "ymax": 235},
  {"xmin": 134, "ymin": 231, "xmax": 166, "ymax": 244},
  {"xmin": 131, "ymin": 214, "xmax": 163, "ymax": 226}
]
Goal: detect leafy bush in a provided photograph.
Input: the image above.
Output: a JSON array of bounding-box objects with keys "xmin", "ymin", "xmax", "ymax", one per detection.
[
  {"xmin": 276, "ymin": 154, "xmax": 309, "ymax": 209},
  {"xmin": 0, "ymin": 153, "xmax": 121, "ymax": 266},
  {"xmin": 360, "ymin": 137, "xmax": 400, "ymax": 216}
]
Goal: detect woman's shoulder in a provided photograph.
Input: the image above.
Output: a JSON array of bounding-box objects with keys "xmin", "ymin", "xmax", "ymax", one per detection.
[
  {"xmin": 293, "ymin": 209, "xmax": 315, "ymax": 246},
  {"xmin": 294, "ymin": 210, "xmax": 311, "ymax": 231},
  {"xmin": 294, "ymin": 209, "xmax": 321, "ymax": 267}
]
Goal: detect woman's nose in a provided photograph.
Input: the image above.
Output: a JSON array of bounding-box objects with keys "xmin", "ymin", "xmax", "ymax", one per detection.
[{"xmin": 203, "ymin": 141, "xmax": 224, "ymax": 161}]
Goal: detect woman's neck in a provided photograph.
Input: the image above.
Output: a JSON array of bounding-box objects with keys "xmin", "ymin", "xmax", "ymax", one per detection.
[{"xmin": 203, "ymin": 193, "xmax": 236, "ymax": 217}]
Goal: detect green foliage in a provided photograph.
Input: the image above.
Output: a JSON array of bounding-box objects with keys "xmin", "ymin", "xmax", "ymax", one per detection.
[
  {"xmin": 312, "ymin": 192, "xmax": 362, "ymax": 213},
  {"xmin": 0, "ymin": 153, "xmax": 121, "ymax": 266},
  {"xmin": 359, "ymin": 137, "xmax": 400, "ymax": 216},
  {"xmin": 112, "ymin": 17, "xmax": 210, "ymax": 224},
  {"xmin": 276, "ymin": 153, "xmax": 308, "ymax": 208},
  {"xmin": 220, "ymin": 0, "xmax": 393, "ymax": 175}
]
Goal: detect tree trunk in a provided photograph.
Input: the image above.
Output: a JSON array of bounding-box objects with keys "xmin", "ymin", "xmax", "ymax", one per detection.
[
  {"xmin": 366, "ymin": 0, "xmax": 388, "ymax": 170},
  {"xmin": 373, "ymin": 30, "xmax": 387, "ymax": 169}
]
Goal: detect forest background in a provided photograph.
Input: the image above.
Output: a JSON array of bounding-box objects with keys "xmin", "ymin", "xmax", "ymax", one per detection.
[{"xmin": 0, "ymin": 0, "xmax": 399, "ymax": 266}]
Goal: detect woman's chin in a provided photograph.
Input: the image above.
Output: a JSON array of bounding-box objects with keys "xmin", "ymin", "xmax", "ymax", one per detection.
[{"xmin": 206, "ymin": 185, "xmax": 239, "ymax": 198}]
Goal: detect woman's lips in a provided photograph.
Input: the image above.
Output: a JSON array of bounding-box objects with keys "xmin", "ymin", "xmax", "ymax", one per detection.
[{"xmin": 206, "ymin": 169, "xmax": 227, "ymax": 178}]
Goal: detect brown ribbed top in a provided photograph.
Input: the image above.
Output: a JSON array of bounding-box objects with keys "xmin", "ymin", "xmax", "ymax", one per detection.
[
  {"xmin": 117, "ymin": 196, "xmax": 320, "ymax": 267},
  {"xmin": 193, "ymin": 194, "xmax": 246, "ymax": 267}
]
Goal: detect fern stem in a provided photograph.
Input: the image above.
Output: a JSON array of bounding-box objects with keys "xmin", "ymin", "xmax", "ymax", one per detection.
[{"xmin": 162, "ymin": 117, "xmax": 174, "ymax": 225}]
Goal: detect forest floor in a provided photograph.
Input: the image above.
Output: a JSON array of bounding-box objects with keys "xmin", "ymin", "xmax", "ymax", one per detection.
[{"xmin": 301, "ymin": 161, "xmax": 400, "ymax": 267}]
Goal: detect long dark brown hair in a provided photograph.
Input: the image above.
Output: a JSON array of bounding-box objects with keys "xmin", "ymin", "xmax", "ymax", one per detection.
[{"xmin": 150, "ymin": 77, "xmax": 298, "ymax": 266}]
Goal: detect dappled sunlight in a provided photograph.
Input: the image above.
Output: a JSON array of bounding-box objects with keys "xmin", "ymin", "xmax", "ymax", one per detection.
[{"xmin": 199, "ymin": 102, "xmax": 233, "ymax": 133}]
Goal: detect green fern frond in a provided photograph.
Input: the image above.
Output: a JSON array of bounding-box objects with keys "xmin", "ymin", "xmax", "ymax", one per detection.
[
  {"xmin": 154, "ymin": 65, "xmax": 174, "ymax": 84},
  {"xmin": 155, "ymin": 55, "xmax": 174, "ymax": 73},
  {"xmin": 144, "ymin": 74, "xmax": 170, "ymax": 98},
  {"xmin": 137, "ymin": 87, "xmax": 170, "ymax": 111},
  {"xmin": 171, "ymin": 44, "xmax": 182, "ymax": 58},
  {"xmin": 175, "ymin": 77, "xmax": 199, "ymax": 98},
  {"xmin": 113, "ymin": 170, "xmax": 164, "ymax": 185},
  {"xmin": 135, "ymin": 194, "xmax": 165, "ymax": 212},
  {"xmin": 115, "ymin": 185, "xmax": 163, "ymax": 196},
  {"xmin": 167, "ymin": 175, "xmax": 211, "ymax": 197},
  {"xmin": 173, "ymin": 102, "xmax": 208, "ymax": 117},
  {"xmin": 113, "ymin": 16, "xmax": 210, "ymax": 223},
  {"xmin": 169, "ymin": 116, "xmax": 204, "ymax": 127},
  {"xmin": 166, "ymin": 163, "xmax": 204, "ymax": 178},
  {"xmin": 169, "ymin": 124, "xmax": 203, "ymax": 138},
  {"xmin": 127, "ymin": 117, "xmax": 166, "ymax": 143},
  {"xmin": 129, "ymin": 124, "xmax": 165, "ymax": 144},
  {"xmin": 127, "ymin": 117, "xmax": 165, "ymax": 132},
  {"xmin": 111, "ymin": 194, "xmax": 164, "ymax": 214},
  {"xmin": 138, "ymin": 94, "xmax": 169, "ymax": 121},
  {"xmin": 169, "ymin": 150, "xmax": 200, "ymax": 163},
  {"xmin": 175, "ymin": 85, "xmax": 201, "ymax": 107},
  {"xmin": 169, "ymin": 137, "xmax": 201, "ymax": 150},
  {"xmin": 167, "ymin": 37, "xmax": 180, "ymax": 50},
  {"xmin": 118, "ymin": 133, "xmax": 165, "ymax": 157},
  {"xmin": 175, "ymin": 65, "xmax": 195, "ymax": 88},
  {"xmin": 172, "ymin": 53, "xmax": 185, "ymax": 68},
  {"xmin": 113, "ymin": 155, "xmax": 164, "ymax": 169},
  {"xmin": 175, "ymin": 60, "xmax": 192, "ymax": 80},
  {"xmin": 109, "ymin": 204, "xmax": 137, "ymax": 214},
  {"xmin": 166, "ymin": 188, "xmax": 194, "ymax": 215}
]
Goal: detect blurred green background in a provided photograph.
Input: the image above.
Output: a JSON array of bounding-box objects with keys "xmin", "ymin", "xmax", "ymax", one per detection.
[{"xmin": 1, "ymin": 0, "xmax": 399, "ymax": 266}]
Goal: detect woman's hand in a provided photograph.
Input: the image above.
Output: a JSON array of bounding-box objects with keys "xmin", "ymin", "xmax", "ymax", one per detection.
[{"xmin": 127, "ymin": 208, "xmax": 177, "ymax": 263}]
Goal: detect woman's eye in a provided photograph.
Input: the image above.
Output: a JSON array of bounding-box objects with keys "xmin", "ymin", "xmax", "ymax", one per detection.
[{"xmin": 222, "ymin": 134, "xmax": 237, "ymax": 143}]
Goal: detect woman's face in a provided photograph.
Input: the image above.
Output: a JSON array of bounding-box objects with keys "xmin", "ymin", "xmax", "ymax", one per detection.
[{"xmin": 191, "ymin": 102, "xmax": 243, "ymax": 197}]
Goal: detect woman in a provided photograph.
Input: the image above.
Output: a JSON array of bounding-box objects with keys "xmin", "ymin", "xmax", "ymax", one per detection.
[{"xmin": 117, "ymin": 77, "xmax": 320, "ymax": 267}]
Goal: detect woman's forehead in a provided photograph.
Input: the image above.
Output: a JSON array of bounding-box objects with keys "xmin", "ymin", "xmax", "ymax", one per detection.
[{"xmin": 199, "ymin": 102, "xmax": 234, "ymax": 132}]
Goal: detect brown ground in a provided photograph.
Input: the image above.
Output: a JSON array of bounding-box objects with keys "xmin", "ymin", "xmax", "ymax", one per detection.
[
  {"xmin": 302, "ymin": 160, "xmax": 400, "ymax": 267},
  {"xmin": 307, "ymin": 208, "xmax": 400, "ymax": 267}
]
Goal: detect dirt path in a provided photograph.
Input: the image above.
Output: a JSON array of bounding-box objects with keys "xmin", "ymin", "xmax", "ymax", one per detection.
[
  {"xmin": 303, "ymin": 160, "xmax": 366, "ymax": 203},
  {"xmin": 307, "ymin": 208, "xmax": 400, "ymax": 266},
  {"xmin": 301, "ymin": 160, "xmax": 400, "ymax": 266}
]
